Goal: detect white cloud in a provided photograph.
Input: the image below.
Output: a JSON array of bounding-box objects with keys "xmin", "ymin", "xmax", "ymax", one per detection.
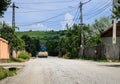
[
  {"xmin": 18, "ymin": 23, "xmax": 54, "ymax": 31},
  {"xmin": 61, "ymin": 13, "xmax": 74, "ymax": 30},
  {"xmin": 31, "ymin": 23, "xmax": 45, "ymax": 28}
]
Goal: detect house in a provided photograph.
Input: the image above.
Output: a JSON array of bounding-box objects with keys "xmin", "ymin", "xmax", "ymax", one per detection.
[
  {"xmin": 0, "ymin": 38, "xmax": 9, "ymax": 63},
  {"xmin": 101, "ymin": 23, "xmax": 120, "ymax": 60}
]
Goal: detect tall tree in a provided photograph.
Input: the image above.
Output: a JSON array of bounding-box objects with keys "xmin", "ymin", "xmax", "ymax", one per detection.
[
  {"xmin": 46, "ymin": 35, "xmax": 60, "ymax": 56},
  {"xmin": 0, "ymin": 0, "xmax": 11, "ymax": 16},
  {"xmin": 91, "ymin": 17, "xmax": 111, "ymax": 34},
  {"xmin": 113, "ymin": 0, "xmax": 120, "ymax": 18},
  {"xmin": 0, "ymin": 23, "xmax": 25, "ymax": 58},
  {"xmin": 0, "ymin": 23, "xmax": 14, "ymax": 42},
  {"xmin": 21, "ymin": 35, "xmax": 40, "ymax": 56},
  {"xmin": 63, "ymin": 24, "xmax": 80, "ymax": 58}
]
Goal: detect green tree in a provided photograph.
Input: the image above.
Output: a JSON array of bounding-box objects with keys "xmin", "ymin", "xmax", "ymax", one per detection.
[
  {"xmin": 21, "ymin": 35, "xmax": 40, "ymax": 56},
  {"xmin": 46, "ymin": 40, "xmax": 59, "ymax": 56},
  {"xmin": 46, "ymin": 35, "xmax": 60, "ymax": 56},
  {"xmin": 0, "ymin": 23, "xmax": 14, "ymax": 42},
  {"xmin": 10, "ymin": 34, "xmax": 25, "ymax": 51},
  {"xmin": 0, "ymin": 0, "xmax": 11, "ymax": 16},
  {"xmin": 63, "ymin": 24, "xmax": 80, "ymax": 58},
  {"xmin": 113, "ymin": 0, "xmax": 120, "ymax": 18},
  {"xmin": 0, "ymin": 23, "xmax": 25, "ymax": 58},
  {"xmin": 21, "ymin": 35, "xmax": 32, "ymax": 54},
  {"xmin": 59, "ymin": 17, "xmax": 110, "ymax": 58},
  {"xmin": 85, "ymin": 17, "xmax": 111, "ymax": 46},
  {"xmin": 58, "ymin": 37, "xmax": 67, "ymax": 57},
  {"xmin": 91, "ymin": 17, "xmax": 111, "ymax": 34}
]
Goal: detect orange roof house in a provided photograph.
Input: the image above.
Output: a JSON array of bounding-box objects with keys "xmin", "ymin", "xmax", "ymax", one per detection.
[{"xmin": 0, "ymin": 38, "xmax": 9, "ymax": 63}]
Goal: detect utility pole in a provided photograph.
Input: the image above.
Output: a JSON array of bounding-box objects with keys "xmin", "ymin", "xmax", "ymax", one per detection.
[
  {"xmin": 79, "ymin": 1, "xmax": 84, "ymax": 57},
  {"xmin": 112, "ymin": 0, "xmax": 117, "ymax": 44},
  {"xmin": 10, "ymin": 2, "xmax": 19, "ymax": 28},
  {"xmin": 66, "ymin": 23, "xmax": 69, "ymax": 29},
  {"xmin": 79, "ymin": 0, "xmax": 91, "ymax": 57}
]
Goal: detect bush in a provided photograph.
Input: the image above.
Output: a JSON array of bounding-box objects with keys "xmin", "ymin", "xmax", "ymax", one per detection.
[
  {"xmin": 66, "ymin": 48, "xmax": 78, "ymax": 59},
  {"xmin": 63, "ymin": 54, "xmax": 70, "ymax": 59},
  {"xmin": 12, "ymin": 58, "xmax": 25, "ymax": 62},
  {"xmin": 0, "ymin": 68, "xmax": 16, "ymax": 80},
  {"xmin": 18, "ymin": 51, "xmax": 30, "ymax": 59},
  {"xmin": 0, "ymin": 68, "xmax": 7, "ymax": 80}
]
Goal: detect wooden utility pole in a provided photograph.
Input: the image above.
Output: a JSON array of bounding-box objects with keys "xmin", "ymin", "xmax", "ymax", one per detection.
[
  {"xmin": 112, "ymin": 0, "xmax": 117, "ymax": 44},
  {"xmin": 10, "ymin": 2, "xmax": 19, "ymax": 28},
  {"xmin": 79, "ymin": 1, "xmax": 84, "ymax": 57},
  {"xmin": 79, "ymin": 0, "xmax": 91, "ymax": 57}
]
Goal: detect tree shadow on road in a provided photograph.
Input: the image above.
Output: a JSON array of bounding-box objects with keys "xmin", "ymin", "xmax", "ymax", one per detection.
[{"xmin": 99, "ymin": 65, "xmax": 120, "ymax": 68}]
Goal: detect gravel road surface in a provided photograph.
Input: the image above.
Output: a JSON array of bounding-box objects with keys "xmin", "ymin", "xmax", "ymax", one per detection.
[{"xmin": 0, "ymin": 57, "xmax": 120, "ymax": 84}]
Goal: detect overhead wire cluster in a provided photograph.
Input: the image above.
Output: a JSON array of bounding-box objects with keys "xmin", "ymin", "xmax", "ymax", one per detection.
[
  {"xmin": 15, "ymin": 0, "xmax": 74, "ymax": 4},
  {"xmin": 83, "ymin": 0, "xmax": 112, "ymax": 20},
  {"xmin": 7, "ymin": 0, "xmax": 113, "ymax": 30},
  {"xmin": 7, "ymin": 0, "xmax": 79, "ymax": 27}
]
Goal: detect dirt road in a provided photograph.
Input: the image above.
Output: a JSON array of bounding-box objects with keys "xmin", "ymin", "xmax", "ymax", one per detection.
[{"xmin": 0, "ymin": 57, "xmax": 120, "ymax": 84}]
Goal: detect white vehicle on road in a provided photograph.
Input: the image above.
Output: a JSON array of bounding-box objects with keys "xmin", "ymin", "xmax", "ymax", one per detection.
[{"xmin": 37, "ymin": 51, "xmax": 48, "ymax": 58}]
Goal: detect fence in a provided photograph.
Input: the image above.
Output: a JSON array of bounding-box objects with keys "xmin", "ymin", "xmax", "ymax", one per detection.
[
  {"xmin": 84, "ymin": 45, "xmax": 106, "ymax": 60},
  {"xmin": 84, "ymin": 44, "xmax": 120, "ymax": 60}
]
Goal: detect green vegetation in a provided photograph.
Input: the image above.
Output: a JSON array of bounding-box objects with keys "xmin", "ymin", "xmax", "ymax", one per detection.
[
  {"xmin": 0, "ymin": 23, "xmax": 25, "ymax": 58},
  {"xmin": 18, "ymin": 51, "xmax": 30, "ymax": 59},
  {"xmin": 7, "ymin": 57, "xmax": 29, "ymax": 63},
  {"xmin": 113, "ymin": 0, "xmax": 120, "ymax": 18},
  {"xmin": 16, "ymin": 30, "xmax": 66, "ymax": 44},
  {"xmin": 16, "ymin": 30, "xmax": 66, "ymax": 56},
  {"xmin": 0, "ymin": 68, "xmax": 16, "ymax": 80},
  {"xmin": 21, "ymin": 35, "xmax": 40, "ymax": 56},
  {"xmin": 58, "ymin": 17, "xmax": 111, "ymax": 59},
  {"xmin": 7, "ymin": 52, "xmax": 30, "ymax": 63},
  {"xmin": 10, "ymin": 58, "xmax": 25, "ymax": 62},
  {"xmin": 46, "ymin": 38, "xmax": 59, "ymax": 56},
  {"xmin": 0, "ymin": 0, "xmax": 11, "ymax": 16},
  {"xmin": 16, "ymin": 17, "xmax": 111, "ymax": 59}
]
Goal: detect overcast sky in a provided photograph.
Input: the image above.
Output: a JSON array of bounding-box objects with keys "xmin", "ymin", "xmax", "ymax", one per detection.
[{"xmin": 1, "ymin": 0, "xmax": 112, "ymax": 31}]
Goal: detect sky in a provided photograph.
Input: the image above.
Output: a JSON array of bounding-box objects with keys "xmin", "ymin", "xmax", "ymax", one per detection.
[{"xmin": 1, "ymin": 0, "xmax": 112, "ymax": 31}]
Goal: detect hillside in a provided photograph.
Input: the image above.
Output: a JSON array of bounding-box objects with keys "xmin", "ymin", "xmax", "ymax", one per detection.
[{"xmin": 16, "ymin": 30, "xmax": 66, "ymax": 44}]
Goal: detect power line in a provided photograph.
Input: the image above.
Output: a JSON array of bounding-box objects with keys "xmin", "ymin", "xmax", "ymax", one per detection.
[
  {"xmin": 6, "ymin": 5, "xmax": 78, "ymax": 13},
  {"xmin": 83, "ymin": 0, "xmax": 111, "ymax": 15},
  {"xmin": 12, "ymin": 8, "xmax": 76, "ymax": 13},
  {"xmin": 68, "ymin": 7, "xmax": 80, "ymax": 27},
  {"xmin": 83, "ymin": 1, "xmax": 112, "ymax": 17},
  {"xmin": 18, "ymin": 9, "xmax": 75, "ymax": 26},
  {"xmin": 85, "ymin": 4, "xmax": 112, "ymax": 21},
  {"xmin": 16, "ymin": 0, "xmax": 75, "ymax": 4},
  {"xmin": 73, "ymin": 7, "xmax": 80, "ymax": 22},
  {"xmin": 15, "ymin": 18, "xmax": 78, "ymax": 26}
]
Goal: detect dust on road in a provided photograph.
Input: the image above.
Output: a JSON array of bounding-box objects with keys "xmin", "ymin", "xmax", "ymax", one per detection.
[{"xmin": 0, "ymin": 57, "xmax": 120, "ymax": 84}]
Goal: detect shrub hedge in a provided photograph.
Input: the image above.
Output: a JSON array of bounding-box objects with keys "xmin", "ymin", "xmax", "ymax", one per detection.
[{"xmin": 18, "ymin": 51, "xmax": 30, "ymax": 59}]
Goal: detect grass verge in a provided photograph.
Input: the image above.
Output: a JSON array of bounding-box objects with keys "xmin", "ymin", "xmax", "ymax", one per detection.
[
  {"xmin": 7, "ymin": 57, "xmax": 30, "ymax": 63},
  {"xmin": 0, "ymin": 68, "xmax": 16, "ymax": 80}
]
